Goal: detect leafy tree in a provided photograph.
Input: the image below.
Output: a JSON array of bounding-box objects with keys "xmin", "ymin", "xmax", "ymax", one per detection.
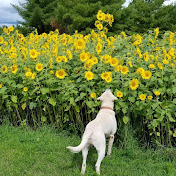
[
  {"xmin": 11, "ymin": 0, "xmax": 176, "ymax": 35},
  {"xmin": 155, "ymin": 4, "xmax": 176, "ymax": 32},
  {"xmin": 116, "ymin": 0, "xmax": 165, "ymax": 35},
  {"xmin": 116, "ymin": 0, "xmax": 176, "ymax": 35},
  {"xmin": 12, "ymin": 0, "xmax": 58, "ymax": 34},
  {"xmin": 54, "ymin": 0, "xmax": 125, "ymax": 34}
]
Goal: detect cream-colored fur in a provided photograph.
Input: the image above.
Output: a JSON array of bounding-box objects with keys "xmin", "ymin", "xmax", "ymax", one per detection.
[{"xmin": 67, "ymin": 89, "xmax": 117, "ymax": 175}]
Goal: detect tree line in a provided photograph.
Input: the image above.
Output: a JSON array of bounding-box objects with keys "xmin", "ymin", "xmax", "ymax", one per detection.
[{"xmin": 10, "ymin": 0, "xmax": 176, "ymax": 35}]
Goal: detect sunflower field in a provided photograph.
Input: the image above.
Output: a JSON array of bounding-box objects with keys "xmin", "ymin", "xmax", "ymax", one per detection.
[{"xmin": 0, "ymin": 11, "xmax": 176, "ymax": 147}]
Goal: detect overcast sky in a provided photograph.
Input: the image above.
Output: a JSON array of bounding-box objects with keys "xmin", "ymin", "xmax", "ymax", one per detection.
[{"xmin": 0, "ymin": 0, "xmax": 175, "ymax": 27}]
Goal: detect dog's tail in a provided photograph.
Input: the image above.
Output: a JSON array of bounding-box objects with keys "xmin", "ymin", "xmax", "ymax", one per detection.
[{"xmin": 66, "ymin": 132, "xmax": 92, "ymax": 153}]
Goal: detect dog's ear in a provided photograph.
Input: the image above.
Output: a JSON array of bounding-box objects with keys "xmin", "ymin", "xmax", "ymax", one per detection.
[
  {"xmin": 97, "ymin": 96, "xmax": 102, "ymax": 101},
  {"xmin": 114, "ymin": 97, "xmax": 118, "ymax": 101}
]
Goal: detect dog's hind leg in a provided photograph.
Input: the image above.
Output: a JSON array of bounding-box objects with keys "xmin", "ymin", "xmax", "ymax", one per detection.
[
  {"xmin": 93, "ymin": 135, "xmax": 106, "ymax": 175},
  {"xmin": 107, "ymin": 135, "xmax": 114, "ymax": 156},
  {"xmin": 81, "ymin": 144, "xmax": 89, "ymax": 175}
]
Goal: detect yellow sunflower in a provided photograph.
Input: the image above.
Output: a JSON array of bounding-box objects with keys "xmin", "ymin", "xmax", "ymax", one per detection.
[
  {"xmin": 75, "ymin": 38, "xmax": 85, "ymax": 50},
  {"xmin": 105, "ymin": 76, "xmax": 112, "ymax": 83},
  {"xmin": 84, "ymin": 59, "xmax": 93, "ymax": 70},
  {"xmin": 101, "ymin": 71, "xmax": 112, "ymax": 80},
  {"xmin": 143, "ymin": 52, "xmax": 149, "ymax": 61},
  {"xmin": 11, "ymin": 65, "xmax": 18, "ymax": 74},
  {"xmin": 55, "ymin": 69, "xmax": 66, "ymax": 79},
  {"xmin": 162, "ymin": 59, "xmax": 169, "ymax": 65},
  {"xmin": 97, "ymin": 23, "xmax": 103, "ymax": 31},
  {"xmin": 31, "ymin": 73, "xmax": 36, "ymax": 79},
  {"xmin": 148, "ymin": 96, "xmax": 153, "ymax": 100},
  {"xmin": 35, "ymin": 63, "xmax": 43, "ymax": 72},
  {"xmin": 90, "ymin": 92, "xmax": 96, "ymax": 98},
  {"xmin": 130, "ymin": 79, "xmax": 139, "ymax": 90},
  {"xmin": 96, "ymin": 42, "xmax": 102, "ymax": 54},
  {"xmin": 121, "ymin": 66, "xmax": 129, "ymax": 75},
  {"xmin": 0, "ymin": 83, "xmax": 3, "ymax": 88},
  {"xmin": 110, "ymin": 57, "xmax": 118, "ymax": 67},
  {"xmin": 103, "ymin": 54, "xmax": 111, "ymax": 64},
  {"xmin": 85, "ymin": 71, "xmax": 94, "ymax": 81},
  {"xmin": 29, "ymin": 49, "xmax": 38, "ymax": 59},
  {"xmin": 117, "ymin": 91, "xmax": 123, "ymax": 98},
  {"xmin": 142, "ymin": 70, "xmax": 152, "ymax": 80},
  {"xmin": 97, "ymin": 10, "xmax": 105, "ymax": 21},
  {"xmin": 92, "ymin": 57, "xmax": 98, "ymax": 65},
  {"xmin": 136, "ymin": 67, "xmax": 145, "ymax": 74},
  {"xmin": 0, "ymin": 36, "xmax": 4, "ymax": 44},
  {"xmin": 2, "ymin": 65, "xmax": 7, "ymax": 73},
  {"xmin": 80, "ymin": 51, "xmax": 88, "ymax": 62},
  {"xmin": 25, "ymin": 71, "xmax": 32, "ymax": 78},
  {"xmin": 114, "ymin": 65, "xmax": 121, "ymax": 72},
  {"xmin": 23, "ymin": 87, "xmax": 28, "ymax": 92},
  {"xmin": 56, "ymin": 56, "xmax": 62, "ymax": 63},
  {"xmin": 154, "ymin": 91, "xmax": 160, "ymax": 96},
  {"xmin": 62, "ymin": 56, "xmax": 68, "ymax": 62},
  {"xmin": 139, "ymin": 94, "xmax": 146, "ymax": 101},
  {"xmin": 67, "ymin": 50, "xmax": 72, "ymax": 60},
  {"xmin": 157, "ymin": 63, "xmax": 163, "ymax": 70},
  {"xmin": 149, "ymin": 64, "xmax": 155, "ymax": 69}
]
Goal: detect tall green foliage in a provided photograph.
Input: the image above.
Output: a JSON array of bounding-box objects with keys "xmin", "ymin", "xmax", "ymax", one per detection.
[
  {"xmin": 12, "ymin": 0, "xmax": 58, "ymax": 34},
  {"xmin": 117, "ymin": 0, "xmax": 176, "ymax": 35},
  {"xmin": 11, "ymin": 0, "xmax": 176, "ymax": 35},
  {"xmin": 54, "ymin": 0, "xmax": 125, "ymax": 34}
]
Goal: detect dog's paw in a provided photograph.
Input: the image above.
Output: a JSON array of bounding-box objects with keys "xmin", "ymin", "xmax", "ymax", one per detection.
[
  {"xmin": 106, "ymin": 152, "xmax": 111, "ymax": 157},
  {"xmin": 81, "ymin": 170, "xmax": 85, "ymax": 175},
  {"xmin": 95, "ymin": 166, "xmax": 100, "ymax": 175}
]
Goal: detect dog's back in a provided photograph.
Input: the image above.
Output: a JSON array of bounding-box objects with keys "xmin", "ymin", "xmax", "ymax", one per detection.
[{"xmin": 85, "ymin": 109, "xmax": 117, "ymax": 137}]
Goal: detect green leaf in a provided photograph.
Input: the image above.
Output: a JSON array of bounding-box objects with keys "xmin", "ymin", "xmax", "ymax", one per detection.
[
  {"xmin": 65, "ymin": 105, "xmax": 71, "ymax": 111},
  {"xmin": 169, "ymin": 130, "xmax": 173, "ymax": 136},
  {"xmin": 49, "ymin": 98, "xmax": 57, "ymax": 106},
  {"xmin": 75, "ymin": 105, "xmax": 80, "ymax": 112},
  {"xmin": 86, "ymin": 101, "xmax": 93, "ymax": 108},
  {"xmin": 128, "ymin": 97, "xmax": 135, "ymax": 103},
  {"xmin": 158, "ymin": 115, "xmax": 164, "ymax": 122},
  {"xmin": 80, "ymin": 92, "xmax": 86, "ymax": 99},
  {"xmin": 21, "ymin": 103, "xmax": 26, "ymax": 110},
  {"xmin": 69, "ymin": 97, "xmax": 74, "ymax": 105},
  {"xmin": 41, "ymin": 116, "xmax": 47, "ymax": 122},
  {"xmin": 169, "ymin": 116, "xmax": 175, "ymax": 122},
  {"xmin": 29, "ymin": 102, "xmax": 37, "ymax": 109},
  {"xmin": 2, "ymin": 95, "xmax": 8, "ymax": 99},
  {"xmin": 11, "ymin": 95, "xmax": 17, "ymax": 103},
  {"xmin": 123, "ymin": 116, "xmax": 129, "ymax": 124},
  {"xmin": 16, "ymin": 84, "xmax": 23, "ymax": 88},
  {"xmin": 0, "ymin": 87, "xmax": 7, "ymax": 94},
  {"xmin": 173, "ymin": 98, "xmax": 176, "ymax": 104},
  {"xmin": 41, "ymin": 88, "xmax": 50, "ymax": 95},
  {"xmin": 172, "ymin": 87, "xmax": 176, "ymax": 94}
]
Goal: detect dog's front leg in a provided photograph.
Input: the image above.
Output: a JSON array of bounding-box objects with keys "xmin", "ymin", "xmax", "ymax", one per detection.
[{"xmin": 107, "ymin": 135, "xmax": 114, "ymax": 156}]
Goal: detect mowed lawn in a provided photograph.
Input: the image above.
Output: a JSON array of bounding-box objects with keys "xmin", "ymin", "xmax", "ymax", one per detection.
[{"xmin": 0, "ymin": 125, "xmax": 176, "ymax": 176}]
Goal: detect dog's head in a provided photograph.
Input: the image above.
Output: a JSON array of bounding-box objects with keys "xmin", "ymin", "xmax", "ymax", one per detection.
[{"xmin": 97, "ymin": 88, "xmax": 117, "ymax": 102}]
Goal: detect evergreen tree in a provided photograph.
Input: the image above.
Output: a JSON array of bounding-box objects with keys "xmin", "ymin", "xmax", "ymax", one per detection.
[
  {"xmin": 155, "ymin": 4, "xmax": 176, "ymax": 32},
  {"xmin": 117, "ymin": 0, "xmax": 165, "ymax": 35},
  {"xmin": 54, "ymin": 0, "xmax": 125, "ymax": 34},
  {"xmin": 12, "ymin": 0, "xmax": 58, "ymax": 34}
]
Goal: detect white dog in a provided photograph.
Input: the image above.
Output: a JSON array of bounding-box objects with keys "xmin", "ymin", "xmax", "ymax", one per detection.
[{"xmin": 67, "ymin": 88, "xmax": 117, "ymax": 175}]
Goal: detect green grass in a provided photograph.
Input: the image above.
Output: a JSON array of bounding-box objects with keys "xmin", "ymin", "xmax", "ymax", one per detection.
[{"xmin": 0, "ymin": 124, "xmax": 176, "ymax": 176}]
